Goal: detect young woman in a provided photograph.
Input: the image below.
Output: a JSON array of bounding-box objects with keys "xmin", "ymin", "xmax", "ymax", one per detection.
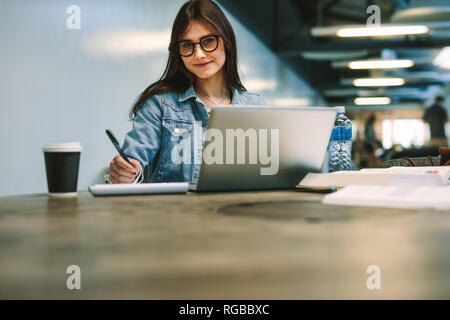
[{"xmin": 108, "ymin": 0, "xmax": 265, "ymax": 184}]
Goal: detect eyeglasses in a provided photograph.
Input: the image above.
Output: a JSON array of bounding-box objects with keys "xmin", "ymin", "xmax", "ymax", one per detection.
[{"xmin": 178, "ymin": 35, "xmax": 220, "ymax": 57}]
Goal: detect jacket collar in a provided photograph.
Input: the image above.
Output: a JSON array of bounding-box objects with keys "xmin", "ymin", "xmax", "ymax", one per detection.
[
  {"xmin": 230, "ymin": 87, "xmax": 242, "ymax": 104},
  {"xmin": 178, "ymin": 86, "xmax": 197, "ymax": 103},
  {"xmin": 178, "ymin": 85, "xmax": 242, "ymax": 104}
]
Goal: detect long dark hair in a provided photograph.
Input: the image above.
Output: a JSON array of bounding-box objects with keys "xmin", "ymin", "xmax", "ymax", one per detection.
[{"xmin": 129, "ymin": 0, "xmax": 246, "ymax": 120}]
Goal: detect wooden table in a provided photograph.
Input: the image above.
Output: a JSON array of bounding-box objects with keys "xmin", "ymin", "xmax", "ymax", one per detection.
[{"xmin": 1, "ymin": 190, "xmax": 450, "ymax": 299}]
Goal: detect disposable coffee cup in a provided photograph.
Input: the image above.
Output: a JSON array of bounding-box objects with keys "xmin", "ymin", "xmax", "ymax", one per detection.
[{"xmin": 42, "ymin": 142, "xmax": 82, "ymax": 198}]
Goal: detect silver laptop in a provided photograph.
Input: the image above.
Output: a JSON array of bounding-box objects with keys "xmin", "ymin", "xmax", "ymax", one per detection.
[{"xmin": 189, "ymin": 105, "xmax": 336, "ymax": 192}]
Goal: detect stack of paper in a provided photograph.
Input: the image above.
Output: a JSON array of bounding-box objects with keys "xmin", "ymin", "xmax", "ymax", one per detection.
[
  {"xmin": 322, "ymin": 185, "xmax": 450, "ymax": 210},
  {"xmin": 298, "ymin": 166, "xmax": 450, "ymax": 189},
  {"xmin": 296, "ymin": 167, "xmax": 450, "ymax": 210}
]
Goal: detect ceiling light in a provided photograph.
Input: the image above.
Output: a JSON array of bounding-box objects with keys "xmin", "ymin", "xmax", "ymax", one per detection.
[
  {"xmin": 433, "ymin": 47, "xmax": 450, "ymax": 70},
  {"xmin": 337, "ymin": 25, "xmax": 428, "ymax": 37},
  {"xmin": 353, "ymin": 78, "xmax": 405, "ymax": 87},
  {"xmin": 301, "ymin": 50, "xmax": 369, "ymax": 60},
  {"xmin": 354, "ymin": 97, "xmax": 391, "ymax": 105},
  {"xmin": 348, "ymin": 59, "xmax": 414, "ymax": 69}
]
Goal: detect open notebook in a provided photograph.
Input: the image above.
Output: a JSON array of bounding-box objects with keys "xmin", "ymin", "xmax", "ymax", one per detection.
[{"xmin": 313, "ymin": 167, "xmax": 450, "ymax": 210}]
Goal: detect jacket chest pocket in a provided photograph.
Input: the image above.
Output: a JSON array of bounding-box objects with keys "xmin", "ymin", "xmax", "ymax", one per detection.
[
  {"xmin": 162, "ymin": 118, "xmax": 193, "ymax": 139},
  {"xmin": 161, "ymin": 118, "xmax": 193, "ymax": 161}
]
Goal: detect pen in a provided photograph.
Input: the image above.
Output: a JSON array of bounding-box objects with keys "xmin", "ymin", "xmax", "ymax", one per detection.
[{"xmin": 105, "ymin": 129, "xmax": 132, "ymax": 165}]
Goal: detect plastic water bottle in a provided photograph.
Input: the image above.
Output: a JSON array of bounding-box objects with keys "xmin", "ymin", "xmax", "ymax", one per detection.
[{"xmin": 328, "ymin": 106, "xmax": 352, "ymax": 172}]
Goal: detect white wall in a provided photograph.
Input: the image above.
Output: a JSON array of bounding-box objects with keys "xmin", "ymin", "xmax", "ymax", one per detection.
[{"xmin": 0, "ymin": 0, "xmax": 320, "ymax": 196}]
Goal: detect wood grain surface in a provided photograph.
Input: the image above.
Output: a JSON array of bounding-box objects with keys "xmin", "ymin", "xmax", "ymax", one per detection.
[{"xmin": 0, "ymin": 190, "xmax": 449, "ymax": 299}]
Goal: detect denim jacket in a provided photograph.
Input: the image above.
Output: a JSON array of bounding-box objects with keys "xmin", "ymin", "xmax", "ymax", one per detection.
[{"xmin": 121, "ymin": 86, "xmax": 266, "ymax": 183}]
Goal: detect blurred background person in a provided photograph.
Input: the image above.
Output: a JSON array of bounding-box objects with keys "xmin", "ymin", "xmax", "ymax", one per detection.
[
  {"xmin": 363, "ymin": 113, "xmax": 381, "ymax": 167},
  {"xmin": 423, "ymin": 96, "xmax": 448, "ymax": 147}
]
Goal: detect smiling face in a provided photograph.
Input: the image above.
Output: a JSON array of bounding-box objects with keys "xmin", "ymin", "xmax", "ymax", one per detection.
[{"xmin": 179, "ymin": 20, "xmax": 226, "ymax": 81}]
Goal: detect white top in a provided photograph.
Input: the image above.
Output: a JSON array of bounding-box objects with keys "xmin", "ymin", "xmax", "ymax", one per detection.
[
  {"xmin": 42, "ymin": 142, "xmax": 82, "ymax": 152},
  {"xmin": 334, "ymin": 106, "xmax": 345, "ymax": 114}
]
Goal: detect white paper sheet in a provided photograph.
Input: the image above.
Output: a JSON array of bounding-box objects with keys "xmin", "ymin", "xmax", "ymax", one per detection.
[
  {"xmin": 88, "ymin": 182, "xmax": 189, "ymax": 196},
  {"xmin": 322, "ymin": 185, "xmax": 450, "ymax": 210},
  {"xmin": 298, "ymin": 166, "xmax": 450, "ymax": 189}
]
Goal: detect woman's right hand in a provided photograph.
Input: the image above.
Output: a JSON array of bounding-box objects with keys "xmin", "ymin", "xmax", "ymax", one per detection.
[{"xmin": 109, "ymin": 155, "xmax": 141, "ymax": 184}]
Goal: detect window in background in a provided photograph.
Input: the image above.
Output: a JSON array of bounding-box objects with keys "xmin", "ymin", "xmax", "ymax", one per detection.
[
  {"xmin": 382, "ymin": 118, "xmax": 428, "ymax": 149},
  {"xmin": 352, "ymin": 122, "xmax": 359, "ymax": 140}
]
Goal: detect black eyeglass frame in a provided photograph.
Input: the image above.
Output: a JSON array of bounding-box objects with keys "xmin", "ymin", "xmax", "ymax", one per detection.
[{"xmin": 176, "ymin": 35, "xmax": 221, "ymax": 57}]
